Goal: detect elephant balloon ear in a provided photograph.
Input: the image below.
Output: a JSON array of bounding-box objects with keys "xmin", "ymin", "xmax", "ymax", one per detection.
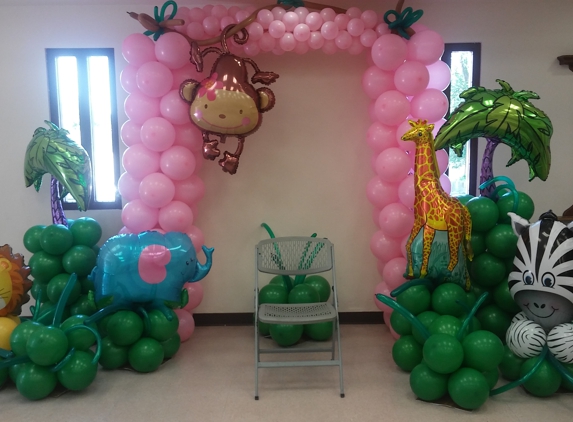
[{"xmin": 508, "ymin": 212, "xmax": 530, "ymax": 236}]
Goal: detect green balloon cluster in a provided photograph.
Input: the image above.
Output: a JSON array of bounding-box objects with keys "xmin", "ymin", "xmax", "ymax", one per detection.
[{"xmin": 258, "ymin": 275, "xmax": 333, "ymax": 346}]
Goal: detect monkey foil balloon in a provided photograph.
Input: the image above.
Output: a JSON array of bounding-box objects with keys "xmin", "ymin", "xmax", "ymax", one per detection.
[{"xmin": 180, "ymin": 25, "xmax": 278, "ymax": 175}]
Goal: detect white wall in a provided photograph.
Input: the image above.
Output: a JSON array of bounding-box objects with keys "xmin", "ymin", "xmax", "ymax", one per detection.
[{"xmin": 0, "ymin": 0, "xmax": 572, "ymax": 314}]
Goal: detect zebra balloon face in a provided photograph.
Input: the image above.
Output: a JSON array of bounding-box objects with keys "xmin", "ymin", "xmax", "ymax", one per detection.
[{"xmin": 508, "ymin": 211, "xmax": 573, "ymax": 332}]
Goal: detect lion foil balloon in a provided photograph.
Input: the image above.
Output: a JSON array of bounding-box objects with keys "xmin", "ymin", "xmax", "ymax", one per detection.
[{"xmin": 180, "ymin": 25, "xmax": 278, "ymax": 175}]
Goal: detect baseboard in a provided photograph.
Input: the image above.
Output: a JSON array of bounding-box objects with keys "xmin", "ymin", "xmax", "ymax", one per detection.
[{"xmin": 193, "ymin": 312, "xmax": 384, "ymax": 326}]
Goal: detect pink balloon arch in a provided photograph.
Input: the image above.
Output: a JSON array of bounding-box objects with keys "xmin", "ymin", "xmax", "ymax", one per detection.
[{"xmin": 119, "ymin": 3, "xmax": 452, "ymax": 340}]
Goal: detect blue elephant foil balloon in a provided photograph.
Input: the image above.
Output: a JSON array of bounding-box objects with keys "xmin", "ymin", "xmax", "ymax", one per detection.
[{"xmin": 91, "ymin": 231, "xmax": 214, "ymax": 308}]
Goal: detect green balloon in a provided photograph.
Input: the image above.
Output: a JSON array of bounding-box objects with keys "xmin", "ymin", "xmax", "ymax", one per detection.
[
  {"xmin": 23, "ymin": 225, "xmax": 46, "ymax": 253},
  {"xmin": 497, "ymin": 191, "xmax": 535, "ymax": 224},
  {"xmin": 447, "ymin": 367, "xmax": 489, "ymax": 410},
  {"xmin": 303, "ymin": 275, "xmax": 331, "ymax": 302},
  {"xmin": 269, "ymin": 324, "xmax": 303, "ymax": 347},
  {"xmin": 470, "ymin": 252, "xmax": 506, "ymax": 288},
  {"xmin": 16, "ymin": 363, "xmax": 58, "ymax": 400},
  {"xmin": 62, "ymin": 245, "xmax": 97, "ymax": 277},
  {"xmin": 10, "ymin": 321, "xmax": 42, "ymax": 356},
  {"xmin": 147, "ymin": 309, "xmax": 179, "ymax": 342},
  {"xmin": 60, "ymin": 315, "xmax": 97, "ymax": 351},
  {"xmin": 128, "ymin": 337, "xmax": 165, "ymax": 373},
  {"xmin": 520, "ymin": 358, "xmax": 561, "ymax": 397},
  {"xmin": 466, "ymin": 196, "xmax": 499, "ymax": 233},
  {"xmin": 161, "ymin": 334, "xmax": 181, "ymax": 359},
  {"xmin": 470, "ymin": 232, "xmax": 486, "ymax": 256},
  {"xmin": 0, "ymin": 361, "xmax": 7, "ymax": 388},
  {"xmin": 505, "ymin": 259, "xmax": 514, "ymax": 278},
  {"xmin": 458, "ymin": 314, "xmax": 481, "ymax": 335},
  {"xmin": 288, "ymin": 284, "xmax": 320, "ymax": 304},
  {"xmin": 409, "ymin": 362, "xmax": 449, "ymax": 401},
  {"xmin": 70, "ymin": 295, "xmax": 97, "ymax": 316},
  {"xmin": 26, "ymin": 326, "xmax": 69, "ymax": 366},
  {"xmin": 31, "ymin": 282, "xmax": 48, "ymax": 303},
  {"xmin": 476, "ymin": 304, "xmax": 512, "ymax": 341},
  {"xmin": 259, "ymin": 284, "xmax": 288, "ymax": 305},
  {"xmin": 57, "ymin": 350, "xmax": 98, "ymax": 391},
  {"xmin": 412, "ymin": 311, "xmax": 439, "ymax": 345},
  {"xmin": 560, "ymin": 363, "xmax": 573, "ymax": 391},
  {"xmin": 493, "ymin": 279, "xmax": 521, "ymax": 314},
  {"xmin": 9, "ymin": 362, "xmax": 26, "ymax": 383},
  {"xmin": 465, "ymin": 291, "xmax": 477, "ymax": 309},
  {"xmin": 462, "ymin": 330, "xmax": 504, "ymax": 371},
  {"xmin": 423, "ymin": 334, "xmax": 464, "ymax": 374},
  {"xmin": 429, "ymin": 315, "xmax": 462, "ymax": 338},
  {"xmin": 431, "ymin": 283, "xmax": 467, "ymax": 317},
  {"xmin": 483, "ymin": 368, "xmax": 499, "ymax": 389},
  {"xmin": 390, "ymin": 311, "xmax": 412, "ymax": 336},
  {"xmin": 79, "ymin": 277, "xmax": 95, "ymax": 294},
  {"xmin": 99, "ymin": 336, "xmax": 128, "ymax": 370},
  {"xmin": 47, "ymin": 273, "xmax": 81, "ymax": 304},
  {"xmin": 268, "ymin": 275, "xmax": 293, "ymax": 294},
  {"xmin": 485, "ymin": 224, "xmax": 518, "ymax": 259},
  {"xmin": 70, "ymin": 217, "xmax": 102, "ymax": 247},
  {"xmin": 258, "ymin": 321, "xmax": 271, "ymax": 336},
  {"xmin": 97, "ymin": 314, "xmax": 113, "ymax": 337},
  {"xmin": 392, "ymin": 335, "xmax": 423, "ymax": 372},
  {"xmin": 471, "ymin": 284, "xmax": 493, "ymax": 306},
  {"xmin": 106, "ymin": 310, "xmax": 144, "ymax": 346},
  {"xmin": 498, "ymin": 345, "xmax": 525, "ymax": 381},
  {"xmin": 455, "ymin": 194, "xmax": 475, "ymax": 206},
  {"xmin": 304, "ymin": 321, "xmax": 333, "ymax": 341},
  {"xmin": 28, "ymin": 251, "xmax": 64, "ymax": 283},
  {"xmin": 396, "ymin": 285, "xmax": 431, "ymax": 316},
  {"xmin": 40, "ymin": 224, "xmax": 74, "ymax": 255}
]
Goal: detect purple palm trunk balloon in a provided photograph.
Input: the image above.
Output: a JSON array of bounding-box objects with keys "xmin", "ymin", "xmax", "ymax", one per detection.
[
  {"xmin": 51, "ymin": 176, "xmax": 68, "ymax": 226},
  {"xmin": 479, "ymin": 138, "xmax": 500, "ymax": 198}
]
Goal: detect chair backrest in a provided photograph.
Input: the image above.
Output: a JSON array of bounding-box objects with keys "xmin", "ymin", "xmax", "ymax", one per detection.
[{"xmin": 256, "ymin": 237, "xmax": 334, "ymax": 275}]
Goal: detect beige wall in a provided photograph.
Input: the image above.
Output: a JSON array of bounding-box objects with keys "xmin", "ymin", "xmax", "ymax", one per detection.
[{"xmin": 1, "ymin": 0, "xmax": 572, "ymax": 314}]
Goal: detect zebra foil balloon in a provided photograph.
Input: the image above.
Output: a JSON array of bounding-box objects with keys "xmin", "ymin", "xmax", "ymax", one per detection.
[{"xmin": 507, "ymin": 210, "xmax": 573, "ymax": 363}]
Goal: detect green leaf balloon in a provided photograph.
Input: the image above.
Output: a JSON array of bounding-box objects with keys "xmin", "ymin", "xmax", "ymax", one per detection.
[
  {"xmin": 24, "ymin": 121, "xmax": 92, "ymax": 211},
  {"xmin": 434, "ymin": 79, "xmax": 553, "ymax": 181}
]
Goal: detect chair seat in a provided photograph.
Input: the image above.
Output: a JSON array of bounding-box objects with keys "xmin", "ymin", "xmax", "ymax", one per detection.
[{"xmin": 258, "ymin": 302, "xmax": 337, "ymax": 324}]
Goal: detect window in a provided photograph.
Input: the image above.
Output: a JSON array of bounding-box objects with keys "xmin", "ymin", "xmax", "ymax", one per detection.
[
  {"xmin": 442, "ymin": 43, "xmax": 481, "ymax": 196},
  {"xmin": 46, "ymin": 48, "xmax": 121, "ymax": 209}
]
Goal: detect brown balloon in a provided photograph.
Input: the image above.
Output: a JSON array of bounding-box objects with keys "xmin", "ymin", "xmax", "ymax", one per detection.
[{"xmin": 180, "ymin": 25, "xmax": 279, "ymax": 175}]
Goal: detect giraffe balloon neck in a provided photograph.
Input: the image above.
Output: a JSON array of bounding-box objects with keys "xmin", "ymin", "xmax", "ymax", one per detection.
[{"xmin": 414, "ymin": 137, "xmax": 443, "ymax": 188}]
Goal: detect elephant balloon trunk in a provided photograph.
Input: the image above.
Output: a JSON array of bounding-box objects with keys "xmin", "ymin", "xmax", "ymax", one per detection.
[{"xmin": 191, "ymin": 246, "xmax": 215, "ymax": 283}]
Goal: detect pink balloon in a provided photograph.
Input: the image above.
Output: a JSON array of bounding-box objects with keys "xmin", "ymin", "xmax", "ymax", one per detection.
[
  {"xmin": 305, "ymin": 12, "xmax": 323, "ymax": 31},
  {"xmin": 375, "ymin": 23, "xmax": 391, "ymax": 37},
  {"xmin": 268, "ymin": 20, "xmax": 286, "ymax": 39},
  {"xmin": 183, "ymin": 282, "xmax": 204, "ymax": 311},
  {"xmin": 236, "ymin": 10, "xmax": 250, "ymax": 23},
  {"xmin": 271, "ymin": 7, "xmax": 286, "ymax": 20},
  {"xmin": 320, "ymin": 8, "xmax": 336, "ymax": 22},
  {"xmin": 119, "ymin": 226, "xmax": 132, "ymax": 235},
  {"xmin": 202, "ymin": 4, "xmax": 214, "ymax": 15},
  {"xmin": 174, "ymin": 123, "xmax": 203, "ymax": 152},
  {"xmin": 335, "ymin": 30, "xmax": 352, "ymax": 50},
  {"xmin": 372, "ymin": 207, "xmax": 381, "ymax": 228},
  {"xmin": 203, "ymin": 16, "xmax": 221, "ymax": 36},
  {"xmin": 293, "ymin": 41, "xmax": 310, "ymax": 55},
  {"xmin": 383, "ymin": 310, "xmax": 400, "ymax": 340},
  {"xmin": 282, "ymin": 11, "xmax": 300, "ymax": 32},
  {"xmin": 374, "ymin": 282, "xmax": 393, "ymax": 312},
  {"xmin": 382, "ymin": 257, "xmax": 408, "ymax": 291},
  {"xmin": 400, "ymin": 235, "xmax": 409, "ymax": 259},
  {"xmin": 228, "ymin": 6, "xmax": 240, "ymax": 18},
  {"xmin": 120, "ymin": 120, "xmax": 141, "ymax": 147},
  {"xmin": 375, "ymin": 147, "xmax": 411, "ymax": 183},
  {"xmin": 436, "ymin": 149, "xmax": 449, "ymax": 174},
  {"xmin": 410, "ymin": 89, "xmax": 449, "ymax": 123},
  {"xmin": 189, "ymin": 7, "xmax": 206, "ymax": 22},
  {"xmin": 371, "ymin": 34, "xmax": 407, "ymax": 71},
  {"xmin": 124, "ymin": 93, "xmax": 160, "ymax": 125},
  {"xmin": 398, "ymin": 174, "xmax": 415, "ymax": 209},
  {"xmin": 220, "ymin": 16, "xmax": 237, "ymax": 31},
  {"xmin": 247, "ymin": 22, "xmax": 264, "ymax": 41},
  {"xmin": 395, "ymin": 120, "xmax": 417, "ymax": 154},
  {"xmin": 139, "ymin": 172, "xmax": 176, "ymax": 208},
  {"xmin": 334, "ymin": 14, "xmax": 350, "ymax": 30},
  {"xmin": 427, "ymin": 60, "xmax": 451, "ymax": 91},
  {"xmin": 294, "ymin": 7, "xmax": 310, "ymax": 21},
  {"xmin": 122, "ymin": 199, "xmax": 159, "ymax": 233},
  {"xmin": 411, "ymin": 23, "xmax": 428, "ymax": 33},
  {"xmin": 120, "ymin": 65, "xmax": 139, "ymax": 94},
  {"xmin": 173, "ymin": 175, "xmax": 205, "ymax": 206},
  {"xmin": 118, "ymin": 172, "xmax": 141, "ymax": 202},
  {"xmin": 370, "ymin": 230, "xmax": 402, "ymax": 263},
  {"xmin": 407, "ymin": 30, "xmax": 445, "ymax": 65},
  {"xmin": 160, "ymin": 90, "xmax": 191, "ymax": 126},
  {"xmin": 366, "ymin": 176, "xmax": 399, "ymax": 209},
  {"xmin": 187, "ymin": 22, "xmax": 206, "ymax": 40},
  {"xmin": 256, "ymin": 9, "xmax": 274, "ymax": 29},
  {"xmin": 141, "ymin": 117, "xmax": 176, "ymax": 152},
  {"xmin": 366, "ymin": 122, "xmax": 398, "ymax": 153},
  {"xmin": 347, "ymin": 18, "xmax": 364, "ymax": 36},
  {"xmin": 160, "ymin": 146, "xmax": 196, "ymax": 180},
  {"xmin": 171, "ymin": 64, "xmax": 203, "ymax": 91},
  {"xmin": 360, "ymin": 29, "xmax": 378, "ymax": 48},
  {"xmin": 243, "ymin": 40, "xmax": 261, "ymax": 57},
  {"xmin": 374, "ymin": 90, "xmax": 410, "ymax": 126},
  {"xmin": 186, "ymin": 226, "xmax": 205, "ymax": 253},
  {"xmin": 155, "ymin": 32, "xmax": 190, "ymax": 70},
  {"xmin": 279, "ymin": 33, "xmax": 296, "ymax": 51},
  {"xmin": 122, "ymin": 33, "xmax": 156, "ymax": 67},
  {"xmin": 346, "ymin": 7, "xmax": 362, "ymax": 19},
  {"xmin": 258, "ymin": 33, "xmax": 277, "ymax": 52},
  {"xmin": 432, "ymin": 118, "xmax": 447, "ymax": 138},
  {"xmin": 440, "ymin": 173, "xmax": 452, "ymax": 194},
  {"xmin": 379, "ymin": 203, "xmax": 415, "ymax": 238},
  {"xmin": 308, "ymin": 32, "xmax": 325, "ymax": 49},
  {"xmin": 293, "ymin": 23, "xmax": 311, "ymax": 42},
  {"xmin": 136, "ymin": 62, "xmax": 173, "ymax": 98},
  {"xmin": 362, "ymin": 66, "xmax": 395, "ymax": 100},
  {"xmin": 322, "ymin": 40, "xmax": 338, "ymax": 55},
  {"xmin": 211, "ymin": 5, "xmax": 228, "ymax": 19},
  {"xmin": 348, "ymin": 38, "xmax": 364, "ymax": 55},
  {"xmin": 174, "ymin": 309, "xmax": 195, "ymax": 342},
  {"xmin": 122, "ymin": 144, "xmax": 160, "ymax": 179},
  {"xmin": 320, "ymin": 21, "xmax": 339, "ymax": 40},
  {"xmin": 394, "ymin": 61, "xmax": 430, "ymax": 96},
  {"xmin": 361, "ymin": 10, "xmax": 378, "ymax": 29},
  {"xmin": 159, "ymin": 200, "xmax": 194, "ymax": 232}
]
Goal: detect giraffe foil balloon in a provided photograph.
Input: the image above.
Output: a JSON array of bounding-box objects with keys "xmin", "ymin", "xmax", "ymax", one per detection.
[
  {"xmin": 180, "ymin": 25, "xmax": 279, "ymax": 175},
  {"xmin": 401, "ymin": 119, "xmax": 473, "ymax": 289}
]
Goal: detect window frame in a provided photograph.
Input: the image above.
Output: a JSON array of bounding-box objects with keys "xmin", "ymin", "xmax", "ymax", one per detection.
[
  {"xmin": 46, "ymin": 47, "xmax": 122, "ymax": 210},
  {"xmin": 442, "ymin": 42, "xmax": 482, "ymax": 196}
]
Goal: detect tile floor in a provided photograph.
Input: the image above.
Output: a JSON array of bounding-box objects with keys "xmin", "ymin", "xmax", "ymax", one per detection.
[{"xmin": 2, "ymin": 325, "xmax": 573, "ymax": 422}]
